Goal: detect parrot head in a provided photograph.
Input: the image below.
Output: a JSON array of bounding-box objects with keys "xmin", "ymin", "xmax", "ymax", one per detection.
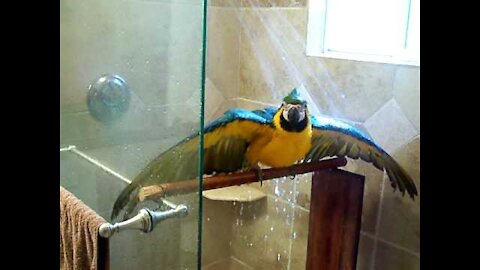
[{"xmin": 281, "ymin": 88, "xmax": 308, "ymax": 126}]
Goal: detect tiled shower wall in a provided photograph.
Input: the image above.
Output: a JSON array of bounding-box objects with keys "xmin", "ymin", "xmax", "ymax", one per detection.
[
  {"xmin": 60, "ymin": 0, "xmax": 205, "ymax": 150},
  {"xmin": 203, "ymin": 0, "xmax": 420, "ymax": 269}
]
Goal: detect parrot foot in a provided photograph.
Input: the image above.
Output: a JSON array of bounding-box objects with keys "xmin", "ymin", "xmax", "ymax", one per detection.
[
  {"xmin": 249, "ymin": 164, "xmax": 264, "ymax": 186},
  {"xmin": 256, "ymin": 168, "xmax": 264, "ymax": 187}
]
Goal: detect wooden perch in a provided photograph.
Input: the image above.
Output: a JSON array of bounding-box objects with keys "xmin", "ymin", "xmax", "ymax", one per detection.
[{"xmin": 138, "ymin": 157, "xmax": 347, "ymax": 202}]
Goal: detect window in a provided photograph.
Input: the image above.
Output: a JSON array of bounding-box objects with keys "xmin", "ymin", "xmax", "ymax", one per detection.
[{"xmin": 306, "ymin": 0, "xmax": 419, "ymax": 66}]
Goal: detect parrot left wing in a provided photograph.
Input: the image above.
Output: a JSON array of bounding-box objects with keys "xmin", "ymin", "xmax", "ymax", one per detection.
[
  {"xmin": 305, "ymin": 114, "xmax": 418, "ymax": 199},
  {"xmin": 111, "ymin": 108, "xmax": 276, "ymax": 221}
]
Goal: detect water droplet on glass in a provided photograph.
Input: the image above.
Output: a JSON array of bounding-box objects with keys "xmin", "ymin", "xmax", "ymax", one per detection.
[
  {"xmin": 274, "ymin": 185, "xmax": 281, "ymax": 196},
  {"xmin": 277, "ymin": 253, "xmax": 281, "ymax": 261},
  {"xmin": 270, "ymin": 226, "xmax": 274, "ymax": 232},
  {"xmin": 145, "ymin": 60, "xmax": 150, "ymax": 64},
  {"xmin": 293, "ymin": 231, "xmax": 297, "ymax": 239}
]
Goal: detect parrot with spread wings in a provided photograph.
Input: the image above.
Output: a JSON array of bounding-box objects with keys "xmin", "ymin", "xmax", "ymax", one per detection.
[{"xmin": 111, "ymin": 88, "xmax": 418, "ymax": 221}]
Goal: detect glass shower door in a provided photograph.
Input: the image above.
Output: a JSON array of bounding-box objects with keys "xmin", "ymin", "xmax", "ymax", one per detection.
[{"xmin": 60, "ymin": 0, "xmax": 207, "ymax": 269}]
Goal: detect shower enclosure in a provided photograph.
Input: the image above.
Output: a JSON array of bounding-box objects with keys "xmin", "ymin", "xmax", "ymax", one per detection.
[
  {"xmin": 61, "ymin": 1, "xmax": 369, "ymax": 269},
  {"xmin": 60, "ymin": 0, "xmax": 206, "ymax": 269}
]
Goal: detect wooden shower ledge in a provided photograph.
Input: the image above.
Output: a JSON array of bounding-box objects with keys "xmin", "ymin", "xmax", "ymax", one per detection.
[{"xmin": 138, "ymin": 157, "xmax": 365, "ymax": 270}]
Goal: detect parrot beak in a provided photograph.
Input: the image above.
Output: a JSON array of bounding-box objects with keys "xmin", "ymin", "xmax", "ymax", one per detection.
[{"xmin": 287, "ymin": 107, "xmax": 300, "ymax": 124}]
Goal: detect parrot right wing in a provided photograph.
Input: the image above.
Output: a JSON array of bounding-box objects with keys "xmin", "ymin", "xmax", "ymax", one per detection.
[
  {"xmin": 111, "ymin": 107, "xmax": 277, "ymax": 221},
  {"xmin": 305, "ymin": 114, "xmax": 418, "ymax": 199}
]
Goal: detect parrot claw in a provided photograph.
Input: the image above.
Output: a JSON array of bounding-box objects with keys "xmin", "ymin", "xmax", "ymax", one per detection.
[
  {"xmin": 256, "ymin": 168, "xmax": 264, "ymax": 186},
  {"xmin": 249, "ymin": 164, "xmax": 264, "ymax": 186}
]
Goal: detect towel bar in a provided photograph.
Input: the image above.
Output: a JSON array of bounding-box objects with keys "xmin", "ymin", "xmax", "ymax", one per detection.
[
  {"xmin": 60, "ymin": 145, "xmax": 189, "ymax": 238},
  {"xmin": 99, "ymin": 200, "xmax": 188, "ymax": 238}
]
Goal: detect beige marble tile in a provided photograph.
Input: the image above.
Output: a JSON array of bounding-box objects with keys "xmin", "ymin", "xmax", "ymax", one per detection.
[
  {"xmin": 364, "ymin": 99, "xmax": 418, "ymax": 153},
  {"xmin": 203, "ymin": 199, "xmax": 237, "ymax": 265},
  {"xmin": 230, "ymin": 196, "xmax": 294, "ymax": 269},
  {"xmin": 61, "ymin": 0, "xmax": 204, "ymax": 114},
  {"xmin": 293, "ymin": 173, "xmax": 312, "ymax": 209},
  {"xmin": 378, "ymin": 137, "xmax": 420, "ymax": 253},
  {"xmin": 202, "ymin": 77, "xmax": 228, "ymax": 121},
  {"xmin": 241, "ymin": 0, "xmax": 307, "ymax": 7},
  {"xmin": 81, "ymin": 137, "xmax": 183, "ymax": 181},
  {"xmin": 289, "ymin": 206, "xmax": 309, "ymax": 269},
  {"xmin": 250, "ymin": 176, "xmax": 296, "ymax": 203},
  {"xmin": 374, "ymin": 241, "xmax": 420, "ymax": 270},
  {"xmin": 238, "ymin": 7, "xmax": 397, "ymax": 122},
  {"xmin": 359, "ymin": 163, "xmax": 384, "ymax": 234},
  {"xmin": 356, "ymin": 234, "xmax": 375, "ymax": 270},
  {"xmin": 230, "ymin": 257, "xmax": 255, "ymax": 270},
  {"xmin": 203, "ymin": 257, "xmax": 254, "ymax": 270},
  {"xmin": 234, "ymin": 98, "xmax": 277, "ymax": 110},
  {"xmin": 342, "ymin": 160, "xmax": 384, "ymax": 234},
  {"xmin": 393, "ymin": 66, "xmax": 420, "ymax": 132},
  {"xmin": 239, "ymin": 8, "xmax": 309, "ymax": 105},
  {"xmin": 61, "ymin": 92, "xmax": 199, "ymax": 149},
  {"xmin": 207, "ymin": 7, "xmax": 241, "ymax": 99},
  {"xmin": 307, "ymin": 58, "xmax": 397, "ymax": 122},
  {"xmin": 206, "ymin": 98, "xmax": 238, "ymax": 122},
  {"xmin": 209, "ymin": 0, "xmax": 241, "ymax": 7}
]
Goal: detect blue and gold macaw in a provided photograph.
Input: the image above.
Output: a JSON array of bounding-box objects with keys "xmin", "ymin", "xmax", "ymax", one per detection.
[{"xmin": 111, "ymin": 88, "xmax": 418, "ymax": 221}]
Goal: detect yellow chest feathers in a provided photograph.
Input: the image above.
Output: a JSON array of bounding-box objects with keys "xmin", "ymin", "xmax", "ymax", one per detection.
[{"xmin": 247, "ymin": 110, "xmax": 312, "ymax": 167}]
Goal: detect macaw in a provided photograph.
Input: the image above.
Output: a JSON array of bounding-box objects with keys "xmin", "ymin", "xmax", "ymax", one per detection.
[{"xmin": 111, "ymin": 88, "xmax": 418, "ymax": 221}]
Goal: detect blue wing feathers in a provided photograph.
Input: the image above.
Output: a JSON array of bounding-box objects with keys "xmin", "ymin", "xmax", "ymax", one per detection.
[
  {"xmin": 205, "ymin": 108, "xmax": 274, "ymax": 133},
  {"xmin": 310, "ymin": 114, "xmax": 385, "ymax": 153}
]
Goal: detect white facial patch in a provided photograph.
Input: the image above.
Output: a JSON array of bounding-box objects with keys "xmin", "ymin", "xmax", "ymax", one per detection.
[{"xmin": 283, "ymin": 103, "xmax": 306, "ymax": 122}]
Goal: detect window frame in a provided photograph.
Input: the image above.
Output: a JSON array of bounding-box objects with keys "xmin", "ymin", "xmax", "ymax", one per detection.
[{"xmin": 306, "ymin": 0, "xmax": 420, "ymax": 66}]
